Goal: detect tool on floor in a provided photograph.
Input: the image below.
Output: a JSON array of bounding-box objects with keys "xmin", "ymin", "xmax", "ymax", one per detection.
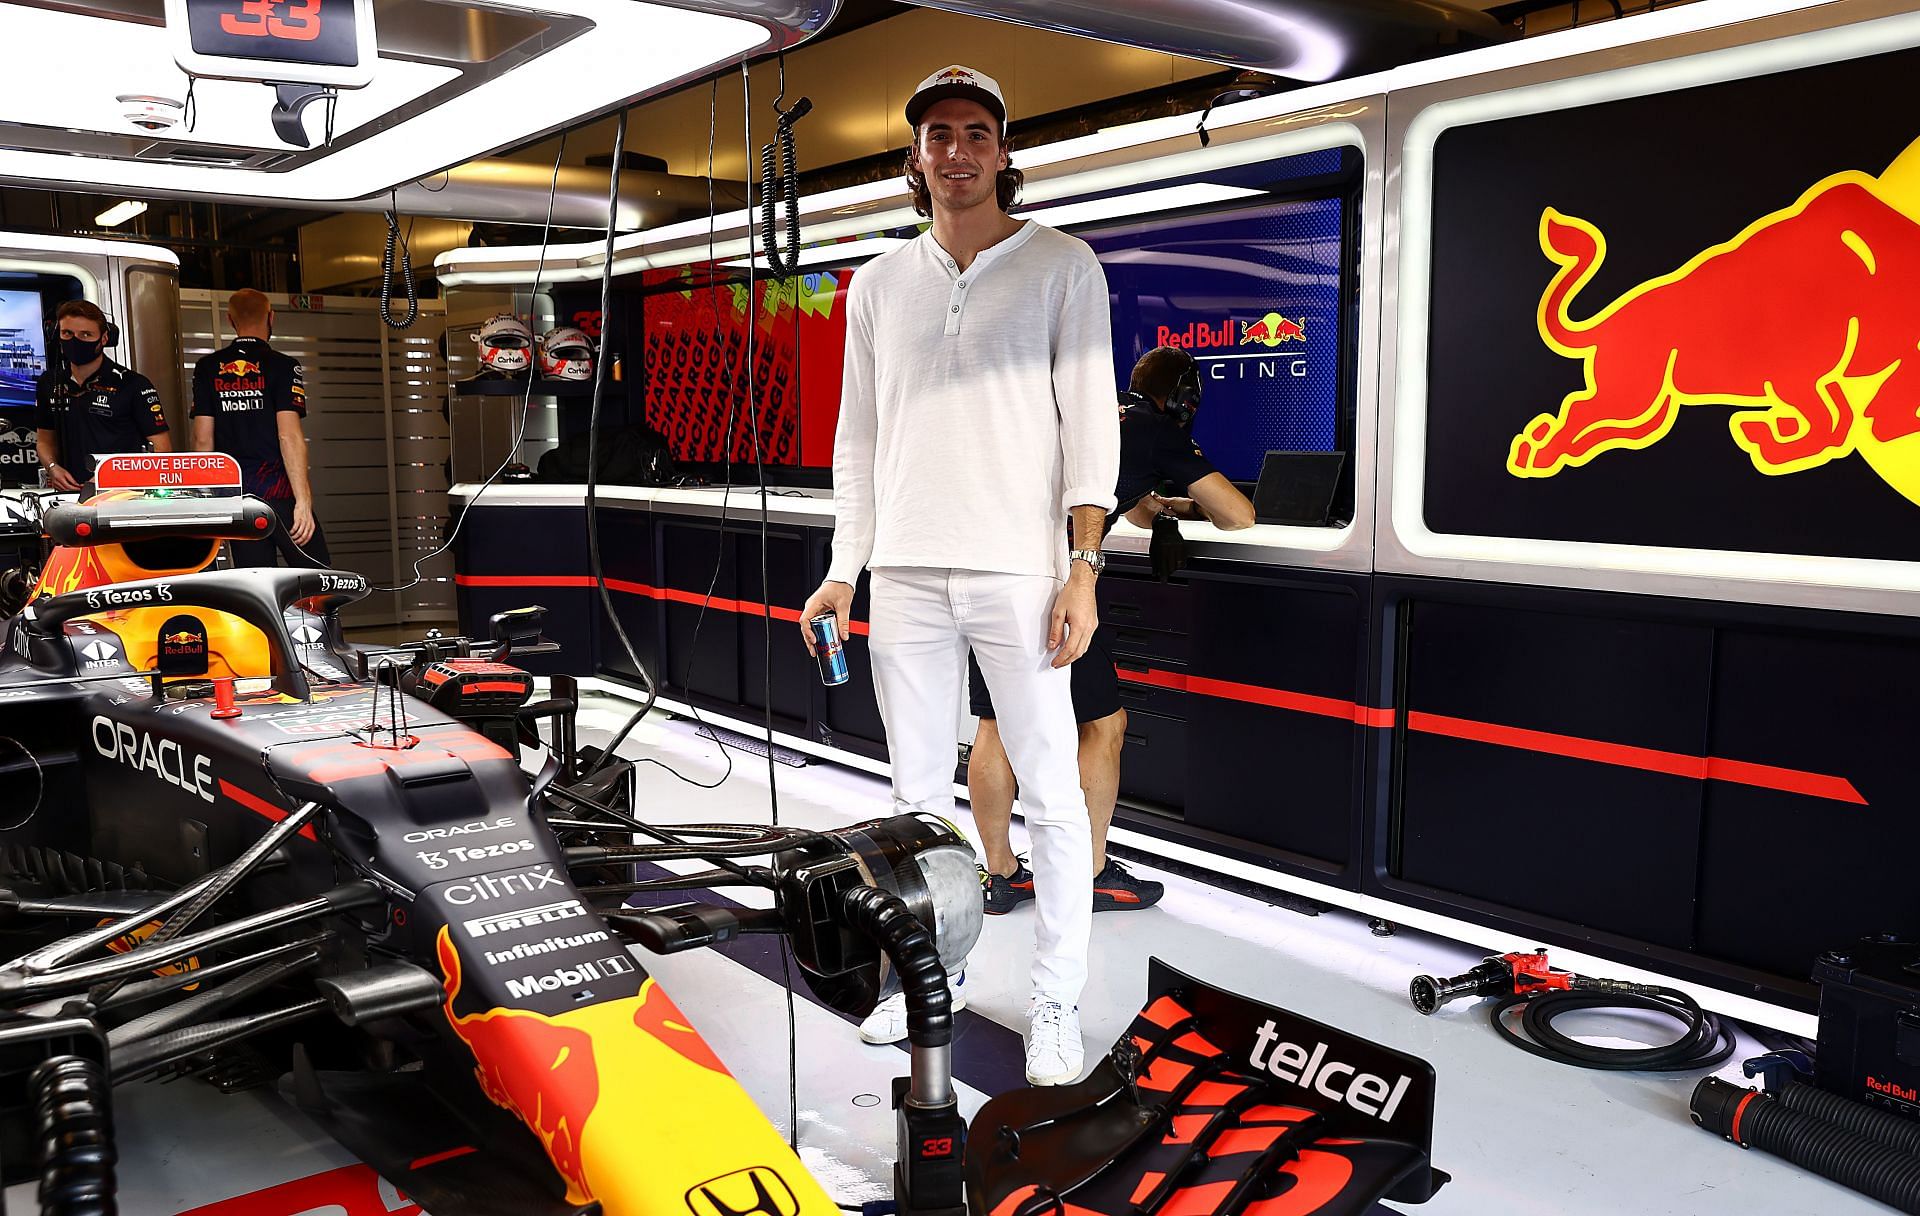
[{"xmin": 1412, "ymin": 948, "xmax": 1735, "ymax": 1071}]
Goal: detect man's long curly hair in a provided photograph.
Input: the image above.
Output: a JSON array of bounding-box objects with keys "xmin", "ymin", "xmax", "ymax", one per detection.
[{"xmin": 904, "ymin": 126, "xmax": 1023, "ymax": 218}]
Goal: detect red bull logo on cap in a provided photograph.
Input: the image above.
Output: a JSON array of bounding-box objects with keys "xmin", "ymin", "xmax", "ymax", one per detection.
[{"xmin": 1509, "ymin": 134, "xmax": 1920, "ymax": 507}]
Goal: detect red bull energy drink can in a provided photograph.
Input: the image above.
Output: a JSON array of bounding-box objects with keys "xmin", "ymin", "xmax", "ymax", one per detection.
[{"xmin": 808, "ymin": 613, "xmax": 849, "ymax": 686}]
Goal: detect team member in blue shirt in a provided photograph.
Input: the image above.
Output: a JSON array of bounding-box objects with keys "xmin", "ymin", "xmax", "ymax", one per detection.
[
  {"xmin": 34, "ymin": 300, "xmax": 170, "ymax": 489},
  {"xmin": 191, "ymin": 289, "xmax": 329, "ymax": 568}
]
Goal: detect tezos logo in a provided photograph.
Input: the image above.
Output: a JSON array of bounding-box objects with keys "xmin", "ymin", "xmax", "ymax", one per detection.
[
  {"xmin": 83, "ymin": 584, "xmax": 171, "ymax": 611},
  {"xmin": 1248, "ymin": 1019, "xmax": 1412, "ymax": 1120},
  {"xmin": 417, "ymin": 839, "xmax": 534, "ymax": 871},
  {"xmin": 441, "ymin": 865, "xmax": 563, "ymax": 906},
  {"xmin": 91, "ymin": 716, "xmax": 214, "ymax": 803},
  {"xmin": 504, "ymin": 952, "xmax": 633, "ymax": 999}
]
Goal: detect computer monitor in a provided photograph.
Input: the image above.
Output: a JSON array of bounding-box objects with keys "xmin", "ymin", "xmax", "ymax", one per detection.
[
  {"xmin": 1253, "ymin": 451, "xmax": 1345, "ymax": 526},
  {"xmin": 0, "ymin": 288, "xmax": 47, "ymax": 412}
]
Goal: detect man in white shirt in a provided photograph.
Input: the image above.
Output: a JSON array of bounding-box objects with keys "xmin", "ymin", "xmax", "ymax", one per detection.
[{"xmin": 799, "ymin": 64, "xmax": 1119, "ymax": 1086}]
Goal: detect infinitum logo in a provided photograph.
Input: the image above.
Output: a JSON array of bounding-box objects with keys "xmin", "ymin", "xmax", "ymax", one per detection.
[
  {"xmin": 1249, "ymin": 1019, "xmax": 1412, "ymax": 1120},
  {"xmin": 483, "ymin": 930, "xmax": 610, "ymax": 967}
]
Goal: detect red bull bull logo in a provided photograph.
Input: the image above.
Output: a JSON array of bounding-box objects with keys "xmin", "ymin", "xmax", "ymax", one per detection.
[
  {"xmin": 217, "ymin": 359, "xmax": 262, "ymax": 377},
  {"xmin": 435, "ymin": 928, "xmax": 828, "ymax": 1216},
  {"xmin": 162, "ymin": 631, "xmax": 201, "ymax": 646},
  {"xmin": 1240, "ymin": 312, "xmax": 1307, "ymax": 348},
  {"xmin": 1509, "ymin": 135, "xmax": 1920, "ymax": 506}
]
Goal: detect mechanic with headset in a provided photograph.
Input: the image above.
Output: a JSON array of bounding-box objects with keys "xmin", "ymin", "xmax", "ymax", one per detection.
[
  {"xmin": 191, "ymin": 289, "xmax": 329, "ymax": 568},
  {"xmin": 969, "ymin": 345, "xmax": 1254, "ymax": 917},
  {"xmin": 34, "ymin": 300, "xmax": 171, "ymax": 491},
  {"xmin": 800, "ymin": 65, "xmax": 1118, "ymax": 1087}
]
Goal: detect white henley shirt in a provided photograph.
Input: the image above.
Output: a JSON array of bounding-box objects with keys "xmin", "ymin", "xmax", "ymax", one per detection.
[{"xmin": 827, "ymin": 222, "xmax": 1121, "ymax": 586}]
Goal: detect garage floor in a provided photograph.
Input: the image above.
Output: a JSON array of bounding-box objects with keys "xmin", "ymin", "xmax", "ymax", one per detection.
[{"xmin": 9, "ymin": 692, "xmax": 1882, "ymax": 1215}]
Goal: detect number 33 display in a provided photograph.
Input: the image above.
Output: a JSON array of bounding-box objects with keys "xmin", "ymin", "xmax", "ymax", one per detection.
[{"xmin": 167, "ymin": 0, "xmax": 378, "ymax": 88}]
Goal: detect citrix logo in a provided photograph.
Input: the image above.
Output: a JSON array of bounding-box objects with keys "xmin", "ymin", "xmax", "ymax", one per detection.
[
  {"xmin": 441, "ymin": 865, "xmax": 563, "ymax": 906},
  {"xmin": 1248, "ymin": 1019, "xmax": 1412, "ymax": 1120}
]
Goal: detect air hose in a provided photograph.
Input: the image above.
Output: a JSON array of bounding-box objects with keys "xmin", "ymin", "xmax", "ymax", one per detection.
[
  {"xmin": 30, "ymin": 1054, "xmax": 115, "ymax": 1216},
  {"xmin": 840, "ymin": 884, "xmax": 952, "ymax": 1050},
  {"xmin": 1490, "ymin": 986, "xmax": 1736, "ymax": 1072},
  {"xmin": 757, "ymin": 94, "xmax": 812, "ymax": 282},
  {"xmin": 1694, "ymin": 1078, "xmax": 1920, "ymax": 1215},
  {"xmin": 1770, "ymin": 1079, "xmax": 1920, "ymax": 1158}
]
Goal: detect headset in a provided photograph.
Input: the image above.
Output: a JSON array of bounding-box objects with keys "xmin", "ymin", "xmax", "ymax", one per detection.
[
  {"xmin": 1162, "ymin": 350, "xmax": 1202, "ymax": 428},
  {"xmin": 1123, "ymin": 350, "xmax": 1202, "ymax": 427},
  {"xmin": 44, "ymin": 310, "xmax": 121, "ymax": 353}
]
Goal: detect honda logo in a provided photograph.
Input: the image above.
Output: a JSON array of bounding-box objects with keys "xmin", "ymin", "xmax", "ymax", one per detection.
[{"xmin": 685, "ymin": 1168, "xmax": 799, "ymax": 1216}]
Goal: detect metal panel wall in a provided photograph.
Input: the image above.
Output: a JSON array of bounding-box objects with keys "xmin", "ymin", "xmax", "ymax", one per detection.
[{"xmin": 180, "ymin": 290, "xmax": 453, "ymax": 628}]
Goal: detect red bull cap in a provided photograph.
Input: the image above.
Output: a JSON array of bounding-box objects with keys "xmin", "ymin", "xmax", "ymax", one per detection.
[{"xmin": 906, "ymin": 65, "xmax": 1006, "ymax": 130}]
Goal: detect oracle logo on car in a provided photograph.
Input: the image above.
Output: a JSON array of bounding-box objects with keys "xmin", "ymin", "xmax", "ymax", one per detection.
[
  {"xmin": 91, "ymin": 716, "xmax": 213, "ymax": 803},
  {"xmin": 1249, "ymin": 1019, "xmax": 1412, "ymax": 1120}
]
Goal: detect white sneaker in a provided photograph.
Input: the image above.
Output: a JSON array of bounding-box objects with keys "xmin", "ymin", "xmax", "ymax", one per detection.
[
  {"xmin": 858, "ymin": 969, "xmax": 966, "ymax": 1045},
  {"xmin": 1024, "ymin": 997, "xmax": 1084, "ymax": 1086}
]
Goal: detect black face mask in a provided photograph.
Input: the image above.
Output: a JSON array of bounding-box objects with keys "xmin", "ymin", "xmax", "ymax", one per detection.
[{"xmin": 60, "ymin": 337, "xmax": 103, "ymax": 367}]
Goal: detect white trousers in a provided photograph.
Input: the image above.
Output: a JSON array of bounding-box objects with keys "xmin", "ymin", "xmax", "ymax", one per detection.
[{"xmin": 867, "ymin": 567, "xmax": 1093, "ymax": 1008}]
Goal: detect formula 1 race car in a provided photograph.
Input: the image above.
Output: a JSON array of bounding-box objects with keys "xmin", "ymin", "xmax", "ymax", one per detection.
[
  {"xmin": 0, "ymin": 454, "xmax": 1449, "ymax": 1216},
  {"xmin": 0, "ymin": 454, "xmax": 990, "ymax": 1216}
]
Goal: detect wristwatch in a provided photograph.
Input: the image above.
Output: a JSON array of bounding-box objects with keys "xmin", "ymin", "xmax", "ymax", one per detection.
[{"xmin": 1069, "ymin": 548, "xmax": 1106, "ymax": 575}]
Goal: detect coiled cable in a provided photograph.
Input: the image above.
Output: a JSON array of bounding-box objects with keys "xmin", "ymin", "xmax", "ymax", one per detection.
[
  {"xmin": 1491, "ymin": 986, "xmax": 1736, "ymax": 1072},
  {"xmin": 379, "ymin": 207, "xmax": 418, "ymax": 330},
  {"xmin": 757, "ymin": 72, "xmax": 811, "ymax": 282}
]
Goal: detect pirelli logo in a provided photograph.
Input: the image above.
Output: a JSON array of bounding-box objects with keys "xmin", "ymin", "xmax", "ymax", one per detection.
[{"xmin": 685, "ymin": 1168, "xmax": 799, "ymax": 1216}]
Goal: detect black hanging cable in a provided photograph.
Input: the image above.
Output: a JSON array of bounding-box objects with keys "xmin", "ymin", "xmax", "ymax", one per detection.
[
  {"xmin": 758, "ymin": 51, "xmax": 812, "ymax": 281},
  {"xmin": 733, "ymin": 55, "xmax": 801, "ymax": 1157},
  {"xmin": 581, "ymin": 74, "xmax": 736, "ymax": 789},
  {"xmin": 380, "ymin": 191, "xmax": 419, "ymax": 330},
  {"xmin": 585, "ymin": 109, "xmax": 646, "ymax": 753},
  {"xmin": 375, "ymin": 133, "xmax": 567, "ymax": 594}
]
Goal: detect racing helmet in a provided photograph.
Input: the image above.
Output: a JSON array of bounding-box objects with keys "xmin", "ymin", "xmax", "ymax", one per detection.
[
  {"xmin": 472, "ymin": 314, "xmax": 534, "ymax": 377},
  {"xmin": 537, "ymin": 326, "xmax": 595, "ymax": 382}
]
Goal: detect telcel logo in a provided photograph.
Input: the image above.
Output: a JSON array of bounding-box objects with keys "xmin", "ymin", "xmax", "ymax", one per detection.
[
  {"xmin": 1249, "ymin": 1019, "xmax": 1412, "ymax": 1120},
  {"xmin": 91, "ymin": 716, "xmax": 214, "ymax": 803}
]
